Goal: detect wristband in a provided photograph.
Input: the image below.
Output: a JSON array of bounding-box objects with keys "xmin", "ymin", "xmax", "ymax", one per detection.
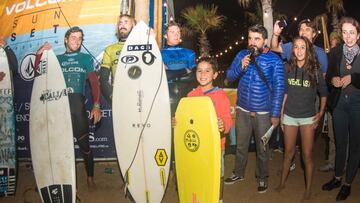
[{"xmin": 93, "ymin": 103, "xmax": 100, "ymax": 109}]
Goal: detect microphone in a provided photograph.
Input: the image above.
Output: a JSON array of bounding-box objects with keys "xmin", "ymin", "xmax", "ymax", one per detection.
[
  {"xmin": 247, "ymin": 47, "xmax": 256, "ymax": 62},
  {"xmin": 243, "ymin": 47, "xmax": 256, "ymax": 71}
]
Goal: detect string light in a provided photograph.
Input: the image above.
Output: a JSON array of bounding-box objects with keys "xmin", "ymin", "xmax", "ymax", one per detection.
[
  {"xmin": 163, "ymin": 3, "xmax": 167, "ymax": 7},
  {"xmin": 229, "ymin": 46, "xmax": 232, "ymax": 50},
  {"xmin": 294, "ymin": 17, "xmax": 298, "ymax": 21}
]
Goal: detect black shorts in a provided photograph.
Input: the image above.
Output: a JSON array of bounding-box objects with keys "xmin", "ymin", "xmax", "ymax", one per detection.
[{"xmin": 68, "ymin": 93, "xmax": 89, "ymax": 137}]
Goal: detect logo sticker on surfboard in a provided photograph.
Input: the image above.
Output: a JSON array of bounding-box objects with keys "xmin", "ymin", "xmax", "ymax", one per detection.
[
  {"xmin": 154, "ymin": 149, "xmax": 168, "ymax": 166},
  {"xmin": 184, "ymin": 130, "xmax": 200, "ymax": 152}
]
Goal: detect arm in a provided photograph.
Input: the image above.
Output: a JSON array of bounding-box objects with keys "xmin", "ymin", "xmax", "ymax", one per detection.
[
  {"xmin": 88, "ymin": 71, "xmax": 101, "ymax": 124},
  {"xmin": 99, "ymin": 67, "xmax": 113, "ymax": 105},
  {"xmin": 270, "ymin": 20, "xmax": 284, "ymax": 53},
  {"xmin": 270, "ymin": 57, "xmax": 285, "ymax": 126},
  {"xmin": 218, "ymin": 92, "xmax": 232, "ymax": 134},
  {"xmin": 316, "ymin": 47, "xmax": 328, "ymax": 76},
  {"xmin": 226, "ymin": 51, "xmax": 247, "ymax": 82}
]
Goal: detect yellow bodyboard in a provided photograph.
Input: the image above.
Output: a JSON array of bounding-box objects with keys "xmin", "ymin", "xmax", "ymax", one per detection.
[{"xmin": 175, "ymin": 97, "xmax": 220, "ymax": 203}]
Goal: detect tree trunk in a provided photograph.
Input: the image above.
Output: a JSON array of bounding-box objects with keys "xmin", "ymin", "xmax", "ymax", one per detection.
[
  {"xmin": 261, "ymin": 0, "xmax": 273, "ymax": 46},
  {"xmin": 134, "ymin": 0, "xmax": 149, "ymax": 24},
  {"xmin": 331, "ymin": 10, "xmax": 340, "ymax": 34},
  {"xmin": 199, "ymin": 32, "xmax": 210, "ymax": 58}
]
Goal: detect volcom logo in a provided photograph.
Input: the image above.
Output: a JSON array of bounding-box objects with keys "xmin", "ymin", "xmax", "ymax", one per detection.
[{"xmin": 19, "ymin": 54, "xmax": 36, "ymax": 81}]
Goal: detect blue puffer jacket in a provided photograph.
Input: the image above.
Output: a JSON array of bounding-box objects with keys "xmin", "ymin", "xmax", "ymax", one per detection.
[{"xmin": 227, "ymin": 49, "xmax": 285, "ymax": 117}]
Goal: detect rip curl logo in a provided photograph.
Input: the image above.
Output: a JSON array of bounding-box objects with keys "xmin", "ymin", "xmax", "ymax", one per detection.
[
  {"xmin": 19, "ymin": 54, "xmax": 36, "ymax": 81},
  {"xmin": 39, "ymin": 88, "xmax": 73, "ymax": 103}
]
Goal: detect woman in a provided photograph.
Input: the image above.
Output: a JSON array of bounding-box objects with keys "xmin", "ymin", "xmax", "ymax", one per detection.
[
  {"xmin": 322, "ymin": 17, "xmax": 360, "ymax": 201},
  {"xmin": 276, "ymin": 36, "xmax": 327, "ymax": 200}
]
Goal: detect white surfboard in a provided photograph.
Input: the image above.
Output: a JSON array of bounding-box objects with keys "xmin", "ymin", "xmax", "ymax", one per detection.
[
  {"xmin": 29, "ymin": 49, "xmax": 76, "ymax": 203},
  {"xmin": 0, "ymin": 47, "xmax": 16, "ymax": 197},
  {"xmin": 112, "ymin": 21, "xmax": 171, "ymax": 203}
]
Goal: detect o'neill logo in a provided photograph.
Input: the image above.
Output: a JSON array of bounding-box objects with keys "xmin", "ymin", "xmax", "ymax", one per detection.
[
  {"xmin": 19, "ymin": 54, "xmax": 36, "ymax": 81},
  {"xmin": 40, "ymin": 87, "xmax": 73, "ymax": 103}
]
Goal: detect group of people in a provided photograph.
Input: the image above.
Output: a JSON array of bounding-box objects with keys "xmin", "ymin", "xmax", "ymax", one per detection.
[
  {"xmin": 225, "ymin": 16, "xmax": 360, "ymax": 202},
  {"xmin": 1, "ymin": 12, "xmax": 360, "ymax": 202}
]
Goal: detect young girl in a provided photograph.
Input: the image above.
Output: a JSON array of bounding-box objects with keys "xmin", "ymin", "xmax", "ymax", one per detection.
[
  {"xmin": 173, "ymin": 58, "xmax": 232, "ymax": 203},
  {"xmin": 276, "ymin": 36, "xmax": 327, "ymax": 200}
]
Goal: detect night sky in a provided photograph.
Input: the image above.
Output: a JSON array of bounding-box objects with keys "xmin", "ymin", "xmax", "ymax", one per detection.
[{"xmin": 173, "ymin": 0, "xmax": 360, "ymax": 66}]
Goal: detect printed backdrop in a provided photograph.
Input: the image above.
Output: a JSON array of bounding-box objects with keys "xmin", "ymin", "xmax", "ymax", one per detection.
[{"xmin": 0, "ymin": 0, "xmax": 122, "ymax": 160}]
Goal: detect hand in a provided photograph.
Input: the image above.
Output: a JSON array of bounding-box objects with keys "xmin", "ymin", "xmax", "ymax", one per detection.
[
  {"xmin": 0, "ymin": 39, "xmax": 6, "ymax": 47},
  {"xmin": 90, "ymin": 107, "xmax": 101, "ymax": 124},
  {"xmin": 241, "ymin": 55, "xmax": 251, "ymax": 70},
  {"xmin": 280, "ymin": 113, "xmax": 284, "ymax": 131},
  {"xmin": 340, "ymin": 75, "xmax": 351, "ymax": 89},
  {"xmin": 273, "ymin": 20, "xmax": 283, "ymax": 36},
  {"xmin": 0, "ymin": 72, "xmax": 5, "ymax": 82},
  {"xmin": 331, "ymin": 76, "xmax": 343, "ymax": 88},
  {"xmin": 217, "ymin": 118, "xmax": 225, "ymax": 133},
  {"xmin": 171, "ymin": 117, "xmax": 177, "ymax": 128},
  {"xmin": 271, "ymin": 117, "xmax": 279, "ymax": 127},
  {"xmin": 311, "ymin": 112, "xmax": 324, "ymax": 129},
  {"xmin": 36, "ymin": 42, "xmax": 52, "ymax": 55}
]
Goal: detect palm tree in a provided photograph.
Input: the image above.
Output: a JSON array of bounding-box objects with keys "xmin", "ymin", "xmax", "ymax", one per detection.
[
  {"xmin": 326, "ymin": 0, "xmax": 344, "ymax": 34},
  {"xmin": 239, "ymin": 0, "xmax": 274, "ymax": 46},
  {"xmin": 182, "ymin": 4, "xmax": 225, "ymax": 58}
]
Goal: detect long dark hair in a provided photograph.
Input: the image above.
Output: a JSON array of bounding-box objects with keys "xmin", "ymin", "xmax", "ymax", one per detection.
[{"xmin": 288, "ymin": 36, "xmax": 319, "ymax": 88}]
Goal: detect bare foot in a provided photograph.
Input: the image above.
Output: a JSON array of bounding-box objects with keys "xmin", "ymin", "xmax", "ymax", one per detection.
[
  {"xmin": 302, "ymin": 191, "xmax": 311, "ymax": 201},
  {"xmin": 87, "ymin": 176, "xmax": 97, "ymax": 191},
  {"xmin": 275, "ymin": 185, "xmax": 285, "ymax": 192}
]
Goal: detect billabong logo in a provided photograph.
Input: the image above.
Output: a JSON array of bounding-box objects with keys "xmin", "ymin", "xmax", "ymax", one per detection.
[
  {"xmin": 19, "ymin": 54, "xmax": 36, "ymax": 81},
  {"xmin": 121, "ymin": 55, "xmax": 138, "ymax": 64}
]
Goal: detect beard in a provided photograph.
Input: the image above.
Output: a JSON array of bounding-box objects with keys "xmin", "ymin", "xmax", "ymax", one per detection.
[
  {"xmin": 119, "ymin": 28, "xmax": 132, "ymax": 41},
  {"xmin": 247, "ymin": 45, "xmax": 263, "ymax": 57}
]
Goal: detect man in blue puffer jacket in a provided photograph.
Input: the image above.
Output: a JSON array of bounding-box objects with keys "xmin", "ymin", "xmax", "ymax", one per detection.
[{"xmin": 225, "ymin": 24, "xmax": 285, "ymax": 193}]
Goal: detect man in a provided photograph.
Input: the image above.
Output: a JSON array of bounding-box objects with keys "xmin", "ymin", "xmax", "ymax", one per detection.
[
  {"xmin": 271, "ymin": 19, "xmax": 328, "ymax": 74},
  {"xmin": 226, "ymin": 24, "xmax": 285, "ymax": 193},
  {"xmin": 99, "ymin": 14, "xmax": 136, "ymax": 104},
  {"xmin": 161, "ymin": 22, "xmax": 196, "ymax": 175},
  {"xmin": 36, "ymin": 27, "xmax": 101, "ymax": 189},
  {"xmin": 161, "ymin": 22, "xmax": 196, "ymax": 115}
]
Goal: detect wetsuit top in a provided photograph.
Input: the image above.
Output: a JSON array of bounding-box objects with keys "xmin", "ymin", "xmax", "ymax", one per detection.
[
  {"xmin": 57, "ymin": 51, "xmax": 94, "ymax": 95},
  {"xmin": 101, "ymin": 41, "xmax": 125, "ymax": 81}
]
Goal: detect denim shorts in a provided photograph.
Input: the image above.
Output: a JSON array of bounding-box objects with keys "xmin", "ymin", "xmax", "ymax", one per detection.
[{"xmin": 283, "ymin": 114, "xmax": 314, "ymax": 126}]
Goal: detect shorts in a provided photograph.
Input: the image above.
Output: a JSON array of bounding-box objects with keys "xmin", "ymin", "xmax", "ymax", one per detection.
[
  {"xmin": 221, "ymin": 151, "xmax": 225, "ymax": 177},
  {"xmin": 283, "ymin": 114, "xmax": 314, "ymax": 126},
  {"xmin": 69, "ymin": 93, "xmax": 89, "ymax": 137}
]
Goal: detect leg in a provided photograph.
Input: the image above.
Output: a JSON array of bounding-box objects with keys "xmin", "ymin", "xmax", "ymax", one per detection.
[
  {"xmin": 233, "ymin": 109, "xmax": 252, "ymax": 178},
  {"xmin": 276, "ymin": 124, "xmax": 298, "ymax": 191},
  {"xmin": 333, "ymin": 103, "xmax": 349, "ymax": 178},
  {"xmin": 299, "ymin": 124, "xmax": 315, "ymax": 200},
  {"xmin": 344, "ymin": 94, "xmax": 360, "ymax": 185},
  {"xmin": 76, "ymin": 133, "xmax": 95, "ymax": 188},
  {"xmin": 253, "ymin": 113, "xmax": 271, "ymax": 185},
  {"xmin": 220, "ymin": 151, "xmax": 225, "ymax": 201}
]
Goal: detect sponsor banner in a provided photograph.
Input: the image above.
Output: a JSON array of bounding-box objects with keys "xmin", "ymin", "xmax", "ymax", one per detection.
[{"xmin": 1, "ymin": 0, "xmax": 121, "ymax": 160}]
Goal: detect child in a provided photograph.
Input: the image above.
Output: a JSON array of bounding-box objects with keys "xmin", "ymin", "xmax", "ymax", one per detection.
[{"xmin": 173, "ymin": 58, "xmax": 232, "ymax": 203}]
